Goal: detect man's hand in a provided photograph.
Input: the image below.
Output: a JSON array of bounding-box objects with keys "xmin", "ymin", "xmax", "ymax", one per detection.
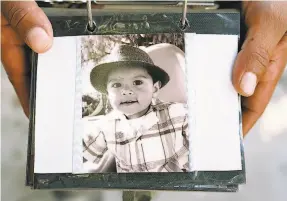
[
  {"xmin": 1, "ymin": 1, "xmax": 53, "ymax": 117},
  {"xmin": 232, "ymin": 1, "xmax": 287, "ymax": 136}
]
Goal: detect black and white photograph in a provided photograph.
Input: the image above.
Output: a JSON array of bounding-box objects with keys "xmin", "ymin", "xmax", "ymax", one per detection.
[
  {"xmin": 33, "ymin": 33, "xmax": 243, "ymax": 176},
  {"xmin": 80, "ymin": 34, "xmax": 189, "ymax": 173}
]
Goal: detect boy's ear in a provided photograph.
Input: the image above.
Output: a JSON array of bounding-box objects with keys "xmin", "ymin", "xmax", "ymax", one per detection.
[{"xmin": 152, "ymin": 81, "xmax": 161, "ymax": 98}]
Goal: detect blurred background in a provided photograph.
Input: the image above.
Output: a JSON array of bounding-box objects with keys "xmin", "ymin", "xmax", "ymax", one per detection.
[{"xmin": 2, "ymin": 1, "xmax": 287, "ymax": 201}]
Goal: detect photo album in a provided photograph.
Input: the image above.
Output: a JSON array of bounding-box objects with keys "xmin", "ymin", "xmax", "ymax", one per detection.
[{"xmin": 26, "ymin": 5, "xmax": 246, "ymax": 191}]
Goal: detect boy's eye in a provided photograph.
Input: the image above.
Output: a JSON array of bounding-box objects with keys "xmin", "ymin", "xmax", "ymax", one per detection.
[
  {"xmin": 112, "ymin": 83, "xmax": 121, "ymax": 88},
  {"xmin": 133, "ymin": 80, "xmax": 143, "ymax": 85}
]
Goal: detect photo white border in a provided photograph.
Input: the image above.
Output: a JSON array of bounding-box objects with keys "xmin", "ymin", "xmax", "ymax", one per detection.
[
  {"xmin": 185, "ymin": 33, "xmax": 242, "ymax": 171},
  {"xmin": 34, "ymin": 37, "xmax": 77, "ymax": 173}
]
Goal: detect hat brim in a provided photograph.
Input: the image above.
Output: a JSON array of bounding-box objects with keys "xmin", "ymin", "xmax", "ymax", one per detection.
[{"xmin": 90, "ymin": 61, "xmax": 170, "ymax": 94}]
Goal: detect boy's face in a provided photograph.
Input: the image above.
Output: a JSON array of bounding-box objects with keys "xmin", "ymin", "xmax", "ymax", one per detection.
[{"xmin": 106, "ymin": 66, "xmax": 160, "ymax": 119}]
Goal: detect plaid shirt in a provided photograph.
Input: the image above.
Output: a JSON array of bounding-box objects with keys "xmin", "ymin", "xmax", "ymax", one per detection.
[{"xmin": 83, "ymin": 100, "xmax": 189, "ymax": 172}]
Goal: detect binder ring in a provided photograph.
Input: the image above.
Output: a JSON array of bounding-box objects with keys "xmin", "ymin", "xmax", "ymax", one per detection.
[
  {"xmin": 87, "ymin": 0, "xmax": 96, "ymax": 32},
  {"xmin": 181, "ymin": 0, "xmax": 189, "ymax": 30}
]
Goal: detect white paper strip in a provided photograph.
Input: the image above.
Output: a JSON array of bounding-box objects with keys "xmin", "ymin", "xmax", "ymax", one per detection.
[
  {"xmin": 34, "ymin": 37, "xmax": 77, "ymax": 173},
  {"xmin": 185, "ymin": 33, "xmax": 242, "ymax": 171}
]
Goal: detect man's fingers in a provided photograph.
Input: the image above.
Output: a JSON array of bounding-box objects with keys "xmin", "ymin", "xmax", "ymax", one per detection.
[
  {"xmin": 1, "ymin": 44, "xmax": 30, "ymax": 117},
  {"xmin": 1, "ymin": 24, "xmax": 23, "ymax": 46},
  {"xmin": 233, "ymin": 28, "xmax": 286, "ymax": 97},
  {"xmin": 1, "ymin": 1, "xmax": 53, "ymax": 53},
  {"xmin": 1, "ymin": 12, "xmax": 28, "ymax": 117},
  {"xmin": 233, "ymin": 2, "xmax": 287, "ymax": 97},
  {"xmin": 242, "ymin": 82, "xmax": 276, "ymax": 136},
  {"xmin": 242, "ymin": 35, "xmax": 287, "ymax": 136},
  {"xmin": 1, "ymin": 1, "xmax": 53, "ymax": 117}
]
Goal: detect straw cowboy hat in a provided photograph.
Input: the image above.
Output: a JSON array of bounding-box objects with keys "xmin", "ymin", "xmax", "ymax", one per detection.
[
  {"xmin": 90, "ymin": 45, "xmax": 170, "ymax": 94},
  {"xmin": 141, "ymin": 43, "xmax": 187, "ymax": 103}
]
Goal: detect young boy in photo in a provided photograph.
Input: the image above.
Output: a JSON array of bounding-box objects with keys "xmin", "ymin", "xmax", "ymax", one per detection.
[{"xmin": 83, "ymin": 44, "xmax": 189, "ymax": 173}]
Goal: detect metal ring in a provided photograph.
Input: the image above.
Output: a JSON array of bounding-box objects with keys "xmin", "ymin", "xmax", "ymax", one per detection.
[
  {"xmin": 181, "ymin": 0, "xmax": 188, "ymax": 28},
  {"xmin": 87, "ymin": 0, "xmax": 96, "ymax": 32}
]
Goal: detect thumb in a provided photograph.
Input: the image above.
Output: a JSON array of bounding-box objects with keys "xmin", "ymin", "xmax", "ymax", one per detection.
[
  {"xmin": 232, "ymin": 9, "xmax": 287, "ymax": 96},
  {"xmin": 1, "ymin": 1, "xmax": 53, "ymax": 53}
]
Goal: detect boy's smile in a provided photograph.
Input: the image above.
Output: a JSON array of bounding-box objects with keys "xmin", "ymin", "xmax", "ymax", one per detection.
[
  {"xmin": 106, "ymin": 66, "xmax": 160, "ymax": 119},
  {"xmin": 120, "ymin": 100, "xmax": 138, "ymax": 105}
]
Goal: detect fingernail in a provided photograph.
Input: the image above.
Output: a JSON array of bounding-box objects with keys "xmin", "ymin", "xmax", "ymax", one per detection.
[
  {"xmin": 26, "ymin": 27, "xmax": 51, "ymax": 53},
  {"xmin": 240, "ymin": 72, "xmax": 257, "ymax": 96}
]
